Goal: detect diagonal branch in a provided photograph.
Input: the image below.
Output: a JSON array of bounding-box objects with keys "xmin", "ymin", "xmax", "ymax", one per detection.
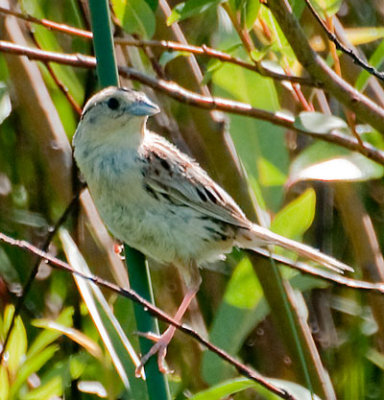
[
  {"xmin": 3, "ymin": 231, "xmax": 384, "ymax": 393},
  {"xmin": 0, "ymin": 231, "xmax": 295, "ymax": 400},
  {"xmin": 0, "ymin": 186, "xmax": 83, "ymax": 363},
  {"xmin": 304, "ymin": 0, "xmax": 384, "ymax": 82},
  {"xmin": 267, "ymin": 0, "xmax": 384, "ymax": 134}
]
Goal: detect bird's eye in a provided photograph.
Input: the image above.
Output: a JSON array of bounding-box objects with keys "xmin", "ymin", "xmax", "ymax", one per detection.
[{"xmin": 107, "ymin": 97, "xmax": 120, "ymax": 110}]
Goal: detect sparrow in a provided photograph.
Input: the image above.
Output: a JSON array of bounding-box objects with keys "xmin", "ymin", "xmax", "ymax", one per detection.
[{"xmin": 72, "ymin": 86, "xmax": 352, "ymax": 374}]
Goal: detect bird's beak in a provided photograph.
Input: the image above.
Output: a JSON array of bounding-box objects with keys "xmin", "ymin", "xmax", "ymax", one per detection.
[{"xmin": 128, "ymin": 98, "xmax": 160, "ymax": 116}]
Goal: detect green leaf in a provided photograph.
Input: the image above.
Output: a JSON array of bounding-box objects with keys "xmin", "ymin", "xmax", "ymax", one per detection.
[
  {"xmin": 224, "ymin": 258, "xmax": 263, "ymax": 309},
  {"xmin": 10, "ymin": 345, "xmax": 59, "ymax": 398},
  {"xmin": 7, "ymin": 314, "xmax": 27, "ymax": 375},
  {"xmin": 294, "ymin": 111, "xmax": 349, "ymax": 135},
  {"xmin": 0, "ymin": 83, "xmax": 11, "ymax": 125},
  {"xmin": 257, "ymin": 157, "xmax": 287, "ymax": 186},
  {"xmin": 346, "ymin": 27, "xmax": 384, "ymax": 46},
  {"xmin": 311, "ymin": 0, "xmax": 343, "ymax": 17},
  {"xmin": 112, "ymin": 0, "xmax": 156, "ymax": 39},
  {"xmin": 191, "ymin": 377, "xmax": 256, "ymax": 400},
  {"xmin": 21, "ymin": 376, "xmax": 62, "ymax": 400},
  {"xmin": 3, "ymin": 304, "xmax": 15, "ymax": 335},
  {"xmin": 159, "ymin": 51, "xmax": 191, "ymax": 67},
  {"xmin": 202, "ymin": 258, "xmax": 268, "ymax": 384},
  {"xmin": 355, "ymin": 40, "xmax": 384, "ymax": 91},
  {"xmin": 289, "ymin": 142, "xmax": 384, "ymax": 183},
  {"xmin": 0, "ymin": 365, "xmax": 9, "ymax": 400},
  {"xmin": 239, "ymin": 0, "xmax": 260, "ymax": 30},
  {"xmin": 59, "ymin": 229, "xmax": 146, "ymax": 396},
  {"xmin": 144, "ymin": 0, "xmax": 158, "ymax": 12},
  {"xmin": 271, "ymin": 188, "xmax": 316, "ymax": 239},
  {"xmin": 191, "ymin": 377, "xmax": 322, "ymax": 400},
  {"xmin": 32, "ymin": 320, "xmax": 102, "ymax": 359},
  {"xmin": 213, "ymin": 60, "xmax": 289, "ymax": 211},
  {"xmin": 167, "ymin": 0, "xmax": 224, "ymax": 25},
  {"xmin": 27, "ymin": 307, "xmax": 73, "ymax": 359}
]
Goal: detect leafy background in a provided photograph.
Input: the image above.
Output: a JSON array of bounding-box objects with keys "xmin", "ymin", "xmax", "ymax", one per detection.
[{"xmin": 1, "ymin": 0, "xmax": 384, "ymax": 398}]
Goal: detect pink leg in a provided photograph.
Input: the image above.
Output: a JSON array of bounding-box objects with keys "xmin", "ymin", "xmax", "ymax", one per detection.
[{"xmin": 135, "ymin": 286, "xmax": 199, "ymax": 376}]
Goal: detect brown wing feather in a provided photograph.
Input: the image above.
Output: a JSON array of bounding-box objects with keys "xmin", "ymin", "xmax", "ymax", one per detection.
[{"xmin": 140, "ymin": 132, "xmax": 250, "ymax": 229}]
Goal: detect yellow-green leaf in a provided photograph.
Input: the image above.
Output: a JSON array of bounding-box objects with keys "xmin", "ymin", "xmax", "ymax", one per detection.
[
  {"xmin": 0, "ymin": 365, "xmax": 9, "ymax": 400},
  {"xmin": 271, "ymin": 188, "xmax": 316, "ymax": 239}
]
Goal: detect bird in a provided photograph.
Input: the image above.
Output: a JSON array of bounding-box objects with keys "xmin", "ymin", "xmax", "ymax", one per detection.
[{"xmin": 72, "ymin": 86, "xmax": 352, "ymax": 374}]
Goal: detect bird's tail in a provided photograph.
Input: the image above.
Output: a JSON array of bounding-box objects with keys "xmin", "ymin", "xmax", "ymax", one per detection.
[{"xmin": 237, "ymin": 223, "xmax": 353, "ymax": 274}]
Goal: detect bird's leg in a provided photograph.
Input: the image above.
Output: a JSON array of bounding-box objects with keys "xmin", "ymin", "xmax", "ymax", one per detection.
[{"xmin": 135, "ymin": 263, "xmax": 201, "ymax": 375}]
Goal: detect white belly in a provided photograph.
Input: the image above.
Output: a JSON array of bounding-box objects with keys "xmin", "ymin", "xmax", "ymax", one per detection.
[{"xmin": 81, "ymin": 148, "xmax": 235, "ymax": 267}]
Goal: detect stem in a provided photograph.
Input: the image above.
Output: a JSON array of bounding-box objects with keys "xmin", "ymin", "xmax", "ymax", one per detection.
[{"xmin": 87, "ymin": 1, "xmax": 171, "ymax": 398}]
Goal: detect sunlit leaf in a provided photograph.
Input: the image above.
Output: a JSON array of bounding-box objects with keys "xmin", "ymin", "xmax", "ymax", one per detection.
[
  {"xmin": 159, "ymin": 51, "xmax": 191, "ymax": 67},
  {"xmin": 33, "ymin": 320, "xmax": 103, "ymax": 359},
  {"xmin": 0, "ymin": 365, "xmax": 9, "ymax": 400},
  {"xmin": 78, "ymin": 381, "xmax": 108, "ymax": 397},
  {"xmin": 10, "ymin": 345, "xmax": 59, "ymax": 398},
  {"xmin": 69, "ymin": 353, "xmax": 89, "ymax": 380},
  {"xmin": 7, "ymin": 314, "xmax": 27, "ymax": 375},
  {"xmin": 190, "ymin": 377, "xmax": 256, "ymax": 400},
  {"xmin": 59, "ymin": 229, "xmax": 143, "ymax": 391},
  {"xmin": 225, "ymin": 258, "xmax": 263, "ymax": 309},
  {"xmin": 259, "ymin": 6, "xmax": 296, "ymax": 63},
  {"xmin": 202, "ymin": 258, "xmax": 268, "ymax": 384},
  {"xmin": 294, "ymin": 111, "xmax": 349, "ymax": 135},
  {"xmin": 345, "ymin": 27, "xmax": 384, "ymax": 46},
  {"xmin": 242, "ymin": 0, "xmax": 260, "ymax": 30},
  {"xmin": 355, "ymin": 40, "xmax": 384, "ymax": 91},
  {"xmin": 112, "ymin": 0, "xmax": 156, "ymax": 38},
  {"xmin": 271, "ymin": 188, "xmax": 316, "ymax": 239},
  {"xmin": 257, "ymin": 157, "xmax": 287, "ymax": 186},
  {"xmin": 167, "ymin": 0, "xmax": 224, "ymax": 25},
  {"xmin": 0, "ymin": 83, "xmax": 11, "ymax": 125},
  {"xmin": 3, "ymin": 304, "xmax": 15, "ymax": 335},
  {"xmin": 311, "ymin": 0, "xmax": 343, "ymax": 17},
  {"xmin": 22, "ymin": 375, "xmax": 62, "ymax": 400},
  {"xmin": 190, "ymin": 376, "xmax": 322, "ymax": 400},
  {"xmin": 289, "ymin": 142, "xmax": 384, "ymax": 183},
  {"xmin": 19, "ymin": 0, "xmax": 84, "ymax": 135},
  {"xmin": 27, "ymin": 307, "xmax": 74, "ymax": 359},
  {"xmin": 213, "ymin": 61, "xmax": 288, "ymax": 210},
  {"xmin": 366, "ymin": 348, "xmax": 384, "ymax": 370}
]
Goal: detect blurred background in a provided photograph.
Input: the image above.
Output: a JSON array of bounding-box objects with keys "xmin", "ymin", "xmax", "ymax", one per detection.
[{"xmin": 1, "ymin": 0, "xmax": 384, "ymax": 398}]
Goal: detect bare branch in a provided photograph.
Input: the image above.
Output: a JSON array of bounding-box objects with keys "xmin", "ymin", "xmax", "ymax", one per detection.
[
  {"xmin": 267, "ymin": 0, "xmax": 384, "ymax": 134},
  {"xmin": 0, "ymin": 186, "xmax": 83, "ymax": 363},
  {"xmin": 0, "ymin": 6, "xmax": 314, "ymax": 86},
  {"xmin": 304, "ymin": 0, "xmax": 384, "ymax": 82},
  {"xmin": 0, "ymin": 40, "xmax": 383, "ymax": 166},
  {"xmin": 0, "ymin": 231, "xmax": 295, "ymax": 400}
]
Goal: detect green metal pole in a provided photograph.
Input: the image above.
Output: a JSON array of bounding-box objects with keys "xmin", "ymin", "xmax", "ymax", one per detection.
[{"xmin": 87, "ymin": 1, "xmax": 171, "ymax": 398}]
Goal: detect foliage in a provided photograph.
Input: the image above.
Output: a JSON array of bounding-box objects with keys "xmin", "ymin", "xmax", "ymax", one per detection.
[{"xmin": 1, "ymin": 0, "xmax": 384, "ymax": 399}]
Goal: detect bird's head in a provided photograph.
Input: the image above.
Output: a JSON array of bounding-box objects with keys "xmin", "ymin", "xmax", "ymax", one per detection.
[{"xmin": 73, "ymin": 86, "xmax": 160, "ymax": 147}]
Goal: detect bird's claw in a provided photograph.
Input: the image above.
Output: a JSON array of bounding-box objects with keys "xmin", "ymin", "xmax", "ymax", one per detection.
[{"xmin": 134, "ymin": 328, "xmax": 174, "ymax": 377}]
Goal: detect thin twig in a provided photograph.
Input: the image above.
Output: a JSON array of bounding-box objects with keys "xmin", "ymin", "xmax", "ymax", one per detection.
[
  {"xmin": 0, "ymin": 40, "xmax": 383, "ymax": 166},
  {"xmin": 0, "ymin": 6, "xmax": 92, "ymax": 38},
  {"xmin": 0, "ymin": 232, "xmax": 295, "ymax": 400},
  {"xmin": 251, "ymin": 249, "xmax": 384, "ymax": 293},
  {"xmin": 0, "ymin": 186, "xmax": 83, "ymax": 364},
  {"xmin": 0, "ymin": 6, "xmax": 314, "ymax": 87},
  {"xmin": 304, "ymin": 0, "xmax": 384, "ymax": 81},
  {"xmin": 29, "ymin": 33, "xmax": 82, "ymax": 115},
  {"xmin": 267, "ymin": 0, "xmax": 384, "ymax": 134}
]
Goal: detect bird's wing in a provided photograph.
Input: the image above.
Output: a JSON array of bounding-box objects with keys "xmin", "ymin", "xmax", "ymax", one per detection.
[{"xmin": 140, "ymin": 132, "xmax": 250, "ymax": 229}]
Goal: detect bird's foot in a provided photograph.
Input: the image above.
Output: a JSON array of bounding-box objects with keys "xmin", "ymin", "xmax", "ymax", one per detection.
[
  {"xmin": 113, "ymin": 242, "xmax": 124, "ymax": 259},
  {"xmin": 135, "ymin": 327, "xmax": 175, "ymax": 377}
]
